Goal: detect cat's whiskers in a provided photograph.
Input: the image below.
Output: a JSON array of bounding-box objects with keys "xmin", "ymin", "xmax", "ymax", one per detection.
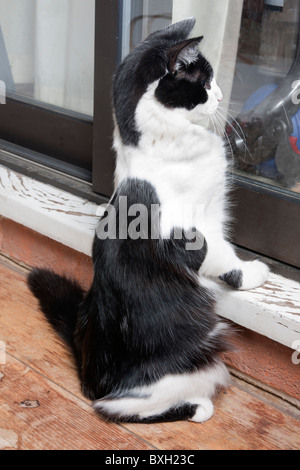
[
  {"xmin": 218, "ymin": 98, "xmax": 240, "ymax": 112},
  {"xmin": 213, "ymin": 109, "xmax": 235, "ymax": 160},
  {"xmin": 208, "ymin": 114, "xmax": 217, "ymax": 135},
  {"xmin": 210, "ymin": 113, "xmax": 225, "ymax": 142},
  {"xmin": 211, "ymin": 111, "xmax": 223, "ymax": 136},
  {"xmin": 217, "ymin": 106, "xmax": 254, "ymax": 162}
]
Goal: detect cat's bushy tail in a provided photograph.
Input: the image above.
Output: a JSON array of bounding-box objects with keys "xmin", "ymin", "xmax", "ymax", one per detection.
[{"xmin": 27, "ymin": 268, "xmax": 85, "ymax": 348}]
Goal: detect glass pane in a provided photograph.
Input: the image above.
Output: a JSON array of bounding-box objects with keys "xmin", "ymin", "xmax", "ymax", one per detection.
[
  {"xmin": 120, "ymin": 0, "xmax": 173, "ymax": 60},
  {"xmin": 172, "ymin": 0, "xmax": 300, "ymax": 196},
  {"xmin": 121, "ymin": 0, "xmax": 300, "ymax": 196},
  {"xmin": 0, "ymin": 0, "xmax": 95, "ymax": 116},
  {"xmin": 227, "ymin": 0, "xmax": 300, "ymax": 195}
]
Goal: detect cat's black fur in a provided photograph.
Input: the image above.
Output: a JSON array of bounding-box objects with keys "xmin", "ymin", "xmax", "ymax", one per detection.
[
  {"xmin": 155, "ymin": 54, "xmax": 213, "ymax": 110},
  {"xmin": 113, "ymin": 19, "xmax": 211, "ymax": 146},
  {"xmin": 28, "ymin": 179, "xmax": 230, "ymax": 422},
  {"xmin": 28, "ymin": 18, "xmax": 231, "ymax": 423}
]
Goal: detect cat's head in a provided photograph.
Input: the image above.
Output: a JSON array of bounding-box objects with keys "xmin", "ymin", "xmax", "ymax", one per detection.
[{"xmin": 113, "ymin": 17, "xmax": 222, "ymax": 147}]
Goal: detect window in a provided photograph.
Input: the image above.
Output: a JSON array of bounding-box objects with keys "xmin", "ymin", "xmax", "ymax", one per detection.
[
  {"xmin": 224, "ymin": 0, "xmax": 300, "ymax": 268},
  {"xmin": 111, "ymin": 0, "xmax": 300, "ymax": 268},
  {"xmin": 0, "ymin": 0, "xmax": 299, "ymax": 268},
  {"xmin": 0, "ymin": 0, "xmax": 94, "ymax": 115},
  {"xmin": 229, "ymin": 0, "xmax": 300, "ymax": 192},
  {"xmin": 0, "ymin": 0, "xmax": 95, "ymax": 181}
]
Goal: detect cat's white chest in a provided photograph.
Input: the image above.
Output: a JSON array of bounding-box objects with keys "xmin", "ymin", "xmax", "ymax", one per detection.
[{"xmin": 116, "ymin": 126, "xmax": 227, "ymax": 236}]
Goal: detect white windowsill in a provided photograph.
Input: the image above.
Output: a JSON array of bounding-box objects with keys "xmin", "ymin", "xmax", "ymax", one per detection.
[{"xmin": 0, "ymin": 164, "xmax": 299, "ymax": 350}]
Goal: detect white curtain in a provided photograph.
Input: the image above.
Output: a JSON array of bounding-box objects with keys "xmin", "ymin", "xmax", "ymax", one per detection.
[
  {"xmin": 0, "ymin": 0, "xmax": 35, "ymax": 85},
  {"xmin": 0, "ymin": 0, "xmax": 95, "ymax": 116},
  {"xmin": 172, "ymin": 0, "xmax": 243, "ymax": 109}
]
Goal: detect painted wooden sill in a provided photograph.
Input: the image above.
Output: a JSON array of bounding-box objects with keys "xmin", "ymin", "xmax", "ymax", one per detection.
[{"xmin": 0, "ymin": 164, "xmax": 299, "ymax": 350}]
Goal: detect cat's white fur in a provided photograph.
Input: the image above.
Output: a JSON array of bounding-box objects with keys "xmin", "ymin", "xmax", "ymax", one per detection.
[
  {"xmin": 94, "ymin": 359, "xmax": 229, "ymax": 423},
  {"xmin": 114, "ymin": 77, "xmax": 270, "ymax": 290}
]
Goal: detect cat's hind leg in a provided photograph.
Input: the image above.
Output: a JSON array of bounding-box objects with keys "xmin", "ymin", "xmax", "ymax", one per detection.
[
  {"xmin": 93, "ymin": 361, "xmax": 229, "ymax": 423},
  {"xmin": 93, "ymin": 394, "xmax": 198, "ymax": 423},
  {"xmin": 188, "ymin": 398, "xmax": 214, "ymax": 423},
  {"xmin": 94, "ymin": 394, "xmax": 213, "ymax": 423}
]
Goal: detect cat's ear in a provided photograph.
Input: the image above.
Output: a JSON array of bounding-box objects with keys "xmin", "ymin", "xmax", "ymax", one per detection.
[
  {"xmin": 163, "ymin": 17, "xmax": 196, "ymax": 41},
  {"xmin": 168, "ymin": 37, "xmax": 203, "ymax": 75},
  {"xmin": 149, "ymin": 17, "xmax": 196, "ymax": 42}
]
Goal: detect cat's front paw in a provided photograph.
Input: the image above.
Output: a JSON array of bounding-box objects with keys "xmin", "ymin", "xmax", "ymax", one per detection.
[
  {"xmin": 240, "ymin": 260, "xmax": 269, "ymax": 290},
  {"xmin": 220, "ymin": 260, "xmax": 269, "ymax": 290}
]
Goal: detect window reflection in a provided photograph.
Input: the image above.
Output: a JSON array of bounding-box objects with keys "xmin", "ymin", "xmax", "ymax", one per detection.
[{"xmin": 228, "ymin": 0, "xmax": 300, "ymax": 194}]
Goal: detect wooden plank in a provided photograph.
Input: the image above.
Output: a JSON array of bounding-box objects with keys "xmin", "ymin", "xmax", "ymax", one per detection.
[
  {"xmin": 0, "ymin": 260, "xmax": 154, "ymax": 450},
  {"xmin": 0, "ymin": 164, "xmax": 100, "ymax": 255},
  {"xmin": 0, "ymin": 261, "xmax": 82, "ymax": 397},
  {"xmin": 0, "ymin": 260, "xmax": 299, "ymax": 450},
  {"xmin": 217, "ymin": 271, "xmax": 300, "ymax": 349},
  {"xmin": 0, "ymin": 357, "xmax": 153, "ymax": 450}
]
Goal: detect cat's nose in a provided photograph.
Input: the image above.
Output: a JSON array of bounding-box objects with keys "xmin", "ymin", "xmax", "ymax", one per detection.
[{"xmin": 218, "ymin": 98, "xmax": 222, "ymax": 102}]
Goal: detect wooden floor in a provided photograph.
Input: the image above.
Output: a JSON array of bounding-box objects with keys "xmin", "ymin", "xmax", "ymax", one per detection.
[{"xmin": 0, "ymin": 258, "xmax": 299, "ymax": 451}]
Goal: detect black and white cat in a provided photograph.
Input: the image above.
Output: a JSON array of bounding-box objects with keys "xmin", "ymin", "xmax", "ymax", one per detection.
[{"xmin": 28, "ymin": 18, "xmax": 269, "ymax": 423}]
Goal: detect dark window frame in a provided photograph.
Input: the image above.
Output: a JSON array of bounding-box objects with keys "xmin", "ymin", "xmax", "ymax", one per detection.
[
  {"xmin": 0, "ymin": 0, "xmax": 299, "ymax": 269},
  {"xmin": 231, "ymin": 176, "xmax": 300, "ymax": 268},
  {"xmin": 92, "ymin": 0, "xmax": 120, "ymax": 198},
  {"xmin": 0, "ymin": 96, "xmax": 93, "ymax": 181}
]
